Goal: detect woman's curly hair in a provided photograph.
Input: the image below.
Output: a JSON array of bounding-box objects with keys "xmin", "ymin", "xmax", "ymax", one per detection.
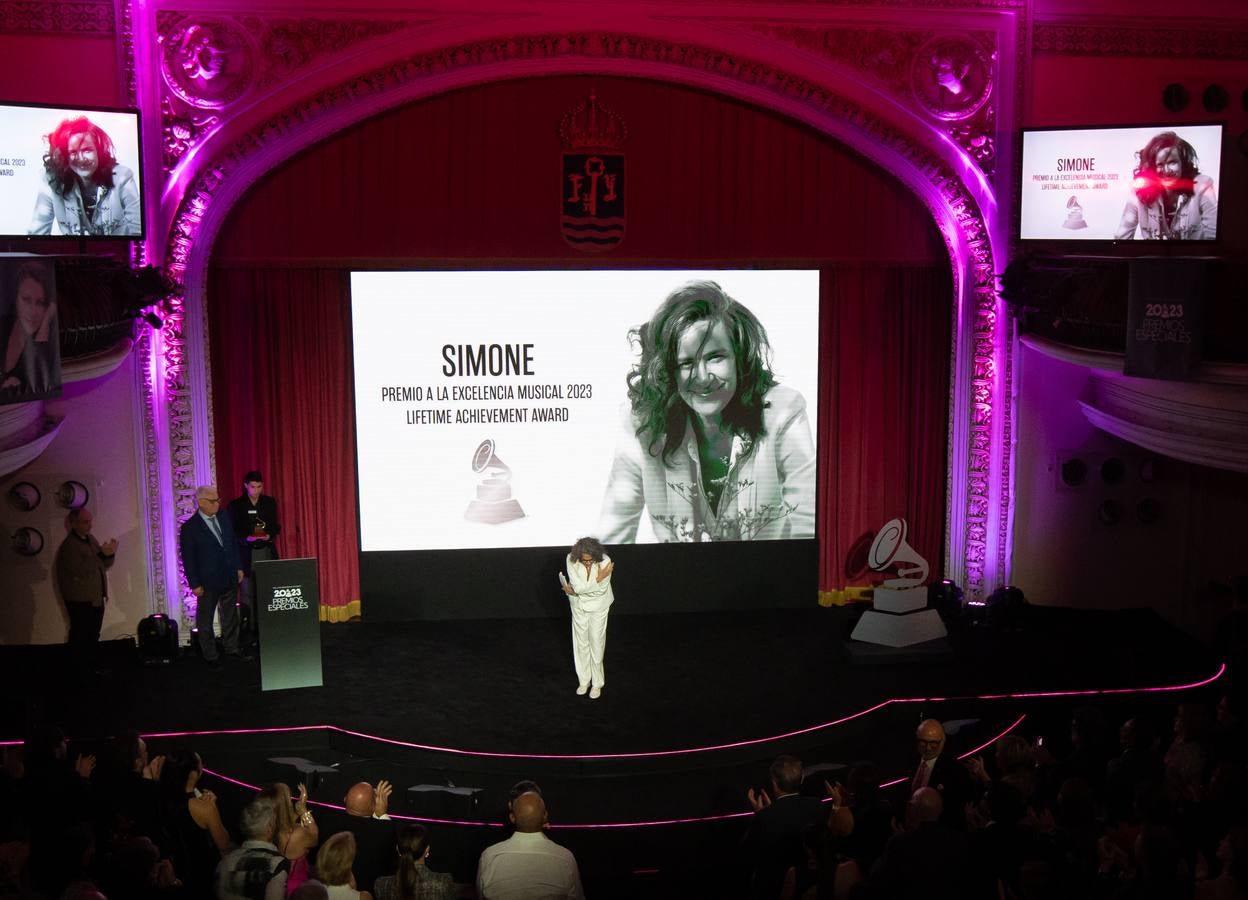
[
  {"xmin": 626, "ymin": 280, "xmax": 775, "ymax": 464},
  {"xmin": 1132, "ymin": 131, "xmax": 1201, "ymax": 206},
  {"xmin": 570, "ymin": 536, "xmax": 605, "ymax": 563},
  {"xmin": 42, "ymin": 116, "xmax": 120, "ymax": 197}
]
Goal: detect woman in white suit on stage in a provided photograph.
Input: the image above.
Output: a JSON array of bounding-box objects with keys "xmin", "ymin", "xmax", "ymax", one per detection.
[{"xmin": 562, "ymin": 537, "xmax": 615, "ymax": 699}]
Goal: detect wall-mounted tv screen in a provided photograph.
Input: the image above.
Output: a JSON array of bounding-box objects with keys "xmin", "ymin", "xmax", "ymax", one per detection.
[
  {"xmin": 0, "ymin": 102, "xmax": 144, "ymax": 239},
  {"xmin": 1019, "ymin": 124, "xmax": 1222, "ymax": 241},
  {"xmin": 350, "ymin": 269, "xmax": 820, "ymax": 552}
]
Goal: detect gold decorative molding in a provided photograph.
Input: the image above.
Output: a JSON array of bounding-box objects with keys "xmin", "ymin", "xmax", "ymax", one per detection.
[
  {"xmin": 742, "ymin": 24, "xmax": 999, "ymax": 176},
  {"xmin": 157, "ymin": 13, "xmax": 409, "ymax": 168}
]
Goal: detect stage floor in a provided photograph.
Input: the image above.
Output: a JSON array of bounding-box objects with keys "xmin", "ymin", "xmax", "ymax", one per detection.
[{"xmin": 1, "ymin": 604, "xmax": 1221, "ymax": 756}]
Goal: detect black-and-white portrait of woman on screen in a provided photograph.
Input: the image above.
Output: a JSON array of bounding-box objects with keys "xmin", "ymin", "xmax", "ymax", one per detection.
[
  {"xmin": 1115, "ymin": 131, "xmax": 1217, "ymax": 241},
  {"xmin": 597, "ymin": 280, "xmax": 816, "ymax": 543},
  {"xmin": 28, "ymin": 116, "xmax": 140, "ymax": 237}
]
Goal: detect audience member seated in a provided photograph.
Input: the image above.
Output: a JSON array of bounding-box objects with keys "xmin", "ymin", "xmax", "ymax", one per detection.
[
  {"xmin": 838, "ymin": 762, "xmax": 893, "ymax": 877},
  {"xmin": 159, "ymin": 749, "xmax": 233, "ymax": 898},
  {"xmin": 21, "ymin": 725, "xmax": 96, "ymax": 839},
  {"xmin": 259, "ymin": 782, "xmax": 319, "ymax": 894},
  {"xmin": 314, "ymin": 781, "xmax": 394, "ymax": 896},
  {"xmin": 1195, "ymin": 822, "xmax": 1247, "ymax": 900},
  {"xmin": 291, "ymin": 881, "xmax": 331, "ymax": 900},
  {"xmin": 373, "ymin": 823, "xmax": 455, "ymax": 900},
  {"xmin": 966, "ymin": 780, "xmax": 1031, "ymax": 898},
  {"xmin": 216, "ymin": 794, "xmax": 290, "ymax": 900},
  {"xmin": 316, "ymin": 831, "xmax": 374, "ymax": 900},
  {"xmin": 855, "ymin": 787, "xmax": 969, "ymax": 900},
  {"xmin": 1106, "ymin": 716, "xmax": 1165, "ymax": 822},
  {"xmin": 744, "ymin": 754, "xmax": 828, "ymax": 900},
  {"xmin": 28, "ymin": 819, "xmax": 97, "ymax": 900},
  {"xmin": 99, "ymin": 730, "xmax": 164, "ymax": 850},
  {"xmin": 1060, "ymin": 706, "xmax": 1114, "ymax": 796},
  {"xmin": 476, "ymin": 789, "xmax": 583, "ymax": 900},
  {"xmin": 103, "ymin": 834, "xmax": 181, "ymax": 898},
  {"xmin": 1167, "ymin": 701, "xmax": 1213, "ymax": 809}
]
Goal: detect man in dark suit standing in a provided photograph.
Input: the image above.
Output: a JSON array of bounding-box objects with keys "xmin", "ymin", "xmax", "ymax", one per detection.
[
  {"xmin": 745, "ymin": 754, "xmax": 827, "ymax": 899},
  {"xmin": 911, "ymin": 718, "xmax": 973, "ymax": 829},
  {"xmin": 865, "ymin": 787, "xmax": 969, "ymax": 899},
  {"xmin": 180, "ymin": 484, "xmax": 247, "ymax": 667}
]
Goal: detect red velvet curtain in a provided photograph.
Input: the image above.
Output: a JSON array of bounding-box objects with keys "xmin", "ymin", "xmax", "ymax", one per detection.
[
  {"xmin": 207, "ymin": 268, "xmax": 360, "ymax": 620},
  {"xmin": 817, "ymin": 265, "xmax": 952, "ymax": 601}
]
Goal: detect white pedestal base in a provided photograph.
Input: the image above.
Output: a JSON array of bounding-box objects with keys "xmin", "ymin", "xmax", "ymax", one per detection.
[
  {"xmin": 872, "ymin": 587, "xmax": 928, "ymax": 614},
  {"xmin": 851, "ymin": 608, "xmax": 947, "ymax": 648}
]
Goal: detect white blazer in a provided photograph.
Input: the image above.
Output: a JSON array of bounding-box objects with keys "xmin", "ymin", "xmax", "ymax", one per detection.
[
  {"xmin": 565, "ymin": 553, "xmax": 614, "ymax": 614},
  {"xmin": 597, "ymin": 385, "xmax": 816, "ymax": 543}
]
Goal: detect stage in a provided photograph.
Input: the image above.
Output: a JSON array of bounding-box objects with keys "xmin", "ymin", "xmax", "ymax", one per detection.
[{"xmin": 0, "ymin": 603, "xmax": 1224, "ymax": 894}]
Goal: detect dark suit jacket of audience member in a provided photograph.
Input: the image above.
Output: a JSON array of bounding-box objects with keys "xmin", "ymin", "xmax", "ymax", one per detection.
[
  {"xmin": 840, "ymin": 796, "xmax": 893, "ymax": 876},
  {"xmin": 748, "ymin": 793, "xmax": 826, "ymax": 899},
  {"xmin": 1105, "ymin": 746, "xmax": 1164, "ymax": 822},
  {"xmin": 179, "ymin": 511, "xmax": 242, "ymax": 592},
  {"xmin": 922, "ymin": 753, "xmax": 975, "ymax": 830},
  {"xmin": 314, "ymin": 807, "xmax": 396, "ymax": 895},
  {"xmin": 868, "ymin": 821, "xmax": 970, "ymax": 900}
]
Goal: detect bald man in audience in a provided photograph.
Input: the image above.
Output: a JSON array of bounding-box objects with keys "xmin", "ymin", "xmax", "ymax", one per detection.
[
  {"xmin": 345, "ymin": 780, "xmax": 392, "ymax": 819},
  {"xmin": 477, "ymin": 789, "xmax": 584, "ymax": 900},
  {"xmin": 910, "ymin": 718, "xmax": 973, "ymax": 829},
  {"xmin": 327, "ymin": 780, "xmax": 394, "ymax": 895},
  {"xmin": 863, "ymin": 787, "xmax": 970, "ymax": 900}
]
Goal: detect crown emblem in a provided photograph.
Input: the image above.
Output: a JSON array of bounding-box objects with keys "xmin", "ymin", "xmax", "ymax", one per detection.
[{"xmin": 559, "ymin": 92, "xmax": 627, "ymax": 151}]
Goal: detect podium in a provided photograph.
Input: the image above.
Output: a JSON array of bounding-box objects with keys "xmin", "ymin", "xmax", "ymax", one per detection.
[{"xmin": 253, "ymin": 557, "xmax": 324, "ymax": 691}]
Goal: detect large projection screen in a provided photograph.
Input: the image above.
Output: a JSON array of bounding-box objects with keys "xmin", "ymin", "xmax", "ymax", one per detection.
[{"xmin": 351, "ymin": 270, "xmax": 820, "ymax": 620}]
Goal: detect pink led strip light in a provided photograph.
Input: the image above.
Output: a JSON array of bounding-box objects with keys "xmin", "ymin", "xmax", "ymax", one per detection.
[{"xmin": 200, "ymin": 713, "xmax": 1029, "ymax": 829}]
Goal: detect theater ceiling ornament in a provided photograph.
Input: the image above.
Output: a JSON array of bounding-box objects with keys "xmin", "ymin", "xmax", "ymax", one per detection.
[{"xmin": 559, "ymin": 92, "xmax": 627, "ymax": 253}]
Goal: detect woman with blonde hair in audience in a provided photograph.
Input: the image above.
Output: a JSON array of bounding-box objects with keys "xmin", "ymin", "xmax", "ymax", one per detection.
[
  {"xmin": 373, "ymin": 823, "xmax": 454, "ymax": 900},
  {"xmin": 316, "ymin": 831, "xmax": 372, "ymax": 900},
  {"xmin": 259, "ymin": 782, "xmax": 319, "ymax": 896}
]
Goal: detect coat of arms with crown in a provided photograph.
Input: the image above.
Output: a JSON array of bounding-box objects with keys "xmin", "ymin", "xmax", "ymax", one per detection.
[{"xmin": 559, "ymin": 92, "xmax": 626, "ymax": 252}]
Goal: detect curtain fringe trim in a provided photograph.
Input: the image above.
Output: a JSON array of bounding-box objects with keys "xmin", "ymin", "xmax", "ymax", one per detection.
[
  {"xmin": 320, "ymin": 600, "xmax": 362, "ymax": 623},
  {"xmin": 817, "ymin": 587, "xmax": 875, "ymax": 607}
]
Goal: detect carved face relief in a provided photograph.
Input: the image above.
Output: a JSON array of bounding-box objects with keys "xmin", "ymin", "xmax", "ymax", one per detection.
[
  {"xmin": 160, "ymin": 17, "xmax": 254, "ymax": 108},
  {"xmin": 911, "ymin": 36, "xmax": 993, "ymax": 121}
]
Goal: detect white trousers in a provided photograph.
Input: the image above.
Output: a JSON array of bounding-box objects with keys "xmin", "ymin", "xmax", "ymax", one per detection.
[{"xmin": 570, "ymin": 603, "xmax": 609, "ymax": 688}]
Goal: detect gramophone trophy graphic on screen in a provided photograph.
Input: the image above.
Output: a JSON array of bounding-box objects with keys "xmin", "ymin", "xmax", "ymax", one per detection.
[{"xmin": 464, "ymin": 438, "xmax": 526, "ymax": 524}]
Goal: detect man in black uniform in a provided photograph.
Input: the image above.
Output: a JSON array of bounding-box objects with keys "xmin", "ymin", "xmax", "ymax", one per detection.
[{"xmin": 227, "ymin": 470, "xmax": 280, "ymax": 643}]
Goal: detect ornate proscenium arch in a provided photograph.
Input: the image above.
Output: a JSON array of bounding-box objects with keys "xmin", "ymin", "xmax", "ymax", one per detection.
[{"xmin": 139, "ymin": 21, "xmax": 1015, "ymax": 627}]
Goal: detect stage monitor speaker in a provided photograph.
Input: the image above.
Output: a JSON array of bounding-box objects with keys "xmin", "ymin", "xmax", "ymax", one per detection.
[
  {"xmin": 407, "ymin": 783, "xmax": 483, "ymax": 819},
  {"xmin": 138, "ymin": 614, "xmax": 179, "ymax": 665},
  {"xmin": 265, "ymin": 757, "xmax": 343, "ymax": 795}
]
